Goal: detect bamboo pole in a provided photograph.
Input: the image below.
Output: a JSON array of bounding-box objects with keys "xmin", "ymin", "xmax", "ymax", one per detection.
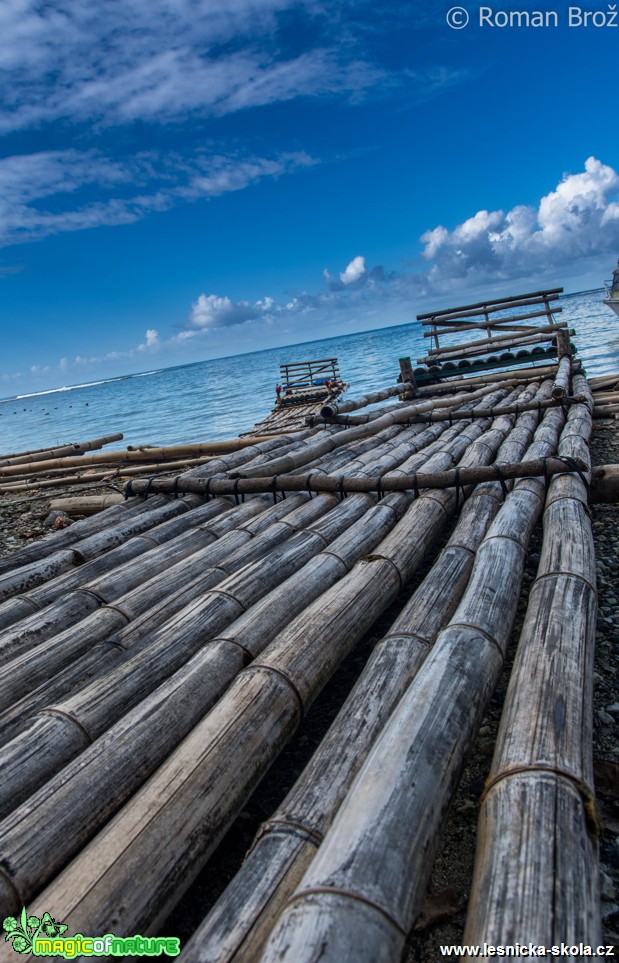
[
  {"xmin": 258, "ymin": 406, "xmax": 568, "ymax": 963},
  {"xmin": 0, "ymin": 498, "xmax": 251, "ymax": 664},
  {"xmin": 0, "ymin": 437, "xmax": 291, "ymax": 479},
  {"xmin": 464, "ymin": 375, "xmax": 601, "ymax": 947},
  {"xmin": 0, "ymin": 456, "xmax": 216, "ymax": 493},
  {"xmin": 0, "ymin": 496, "xmax": 197, "ymax": 606},
  {"xmin": 593, "ymin": 403, "xmax": 619, "ymax": 417},
  {"xmin": 369, "ymin": 395, "xmax": 576, "ymax": 425},
  {"xmin": 413, "ymin": 364, "xmax": 564, "ymax": 395},
  {"xmin": 123, "ymin": 453, "xmax": 586, "ymax": 501},
  {"xmin": 587, "ymin": 373, "xmax": 619, "ymax": 390},
  {"xmin": 0, "ymin": 493, "xmax": 173, "ymax": 578},
  {"xmin": 47, "ymin": 494, "xmax": 125, "ymax": 516},
  {"xmin": 320, "ymin": 383, "xmax": 414, "ymax": 419},
  {"xmin": 25, "ymin": 415, "xmax": 528, "ymax": 936},
  {"xmin": 551, "ymin": 355, "xmax": 571, "ymax": 398},
  {"xmin": 180, "ymin": 396, "xmax": 549, "ymax": 963},
  {"xmin": 0, "ymin": 498, "xmax": 300, "ymax": 742},
  {"xmin": 0, "ymin": 493, "xmax": 381, "ymax": 803},
  {"xmin": 591, "ymin": 464, "xmax": 619, "ymax": 502},
  {"xmin": 0, "ymin": 498, "xmax": 234, "ymax": 634},
  {"xmin": 0, "ymin": 494, "xmax": 419, "ymax": 915},
  {"xmin": 0, "ymin": 496, "xmax": 314, "ymax": 725},
  {"xmin": 420, "ymin": 326, "xmax": 566, "ymax": 364},
  {"xmin": 417, "ymin": 289, "xmax": 563, "ymax": 322},
  {"xmin": 424, "ymin": 308, "xmax": 564, "ymax": 339},
  {"xmin": 0, "ymin": 433, "xmax": 123, "ymax": 467}
]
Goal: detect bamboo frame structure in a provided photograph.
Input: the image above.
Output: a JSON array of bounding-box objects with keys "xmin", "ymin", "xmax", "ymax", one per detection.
[{"xmin": 0, "ymin": 326, "xmax": 608, "ymax": 958}]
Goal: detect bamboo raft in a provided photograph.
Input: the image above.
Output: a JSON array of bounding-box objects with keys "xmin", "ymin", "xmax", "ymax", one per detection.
[
  {"xmin": 242, "ymin": 358, "xmax": 349, "ymax": 437},
  {"xmin": 0, "ymin": 291, "xmax": 615, "ymax": 960}
]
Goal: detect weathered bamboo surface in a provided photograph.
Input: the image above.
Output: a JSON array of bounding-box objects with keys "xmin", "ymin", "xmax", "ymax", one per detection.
[
  {"xmin": 180, "ymin": 394, "xmax": 547, "ymax": 963},
  {"xmin": 258, "ymin": 405, "xmax": 568, "ymax": 963},
  {"xmin": 0, "ymin": 433, "xmax": 123, "ymax": 467},
  {"xmin": 18, "ymin": 392, "xmax": 556, "ymax": 936},
  {"xmin": 47, "ymin": 494, "xmax": 126, "ymax": 516},
  {"xmin": 464, "ymin": 374, "xmax": 600, "ymax": 947},
  {"xmin": 0, "ymin": 352, "xmax": 604, "ymax": 956}
]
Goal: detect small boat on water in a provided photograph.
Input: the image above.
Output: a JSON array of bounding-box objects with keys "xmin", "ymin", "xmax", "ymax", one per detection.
[{"xmin": 603, "ymin": 259, "xmax": 619, "ymax": 317}]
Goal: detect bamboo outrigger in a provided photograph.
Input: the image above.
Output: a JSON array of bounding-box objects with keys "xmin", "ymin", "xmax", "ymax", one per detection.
[{"xmin": 0, "ymin": 289, "xmax": 612, "ymax": 959}]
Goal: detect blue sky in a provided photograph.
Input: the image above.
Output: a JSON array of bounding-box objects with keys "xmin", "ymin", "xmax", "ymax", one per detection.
[{"xmin": 1, "ymin": 0, "xmax": 618, "ymax": 394}]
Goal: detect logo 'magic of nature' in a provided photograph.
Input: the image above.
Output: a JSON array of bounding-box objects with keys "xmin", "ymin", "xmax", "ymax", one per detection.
[{"xmin": 3, "ymin": 908, "xmax": 180, "ymax": 958}]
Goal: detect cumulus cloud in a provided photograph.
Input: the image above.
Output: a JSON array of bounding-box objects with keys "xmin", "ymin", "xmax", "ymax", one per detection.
[
  {"xmin": 176, "ymin": 157, "xmax": 619, "ymax": 343},
  {"xmin": 0, "ymin": 148, "xmax": 315, "ymax": 248},
  {"xmin": 340, "ymin": 255, "xmax": 367, "ymax": 285},
  {"xmin": 420, "ymin": 156, "xmax": 619, "ymax": 287}
]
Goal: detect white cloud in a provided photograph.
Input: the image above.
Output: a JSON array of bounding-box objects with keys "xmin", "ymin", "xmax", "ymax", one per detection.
[
  {"xmin": 0, "ymin": 0, "xmax": 399, "ymax": 134},
  {"xmin": 420, "ymin": 156, "xmax": 619, "ymax": 287},
  {"xmin": 0, "ymin": 148, "xmax": 316, "ymax": 248},
  {"xmin": 340, "ymin": 255, "xmax": 366, "ymax": 285},
  {"xmin": 176, "ymin": 156, "xmax": 619, "ymax": 343}
]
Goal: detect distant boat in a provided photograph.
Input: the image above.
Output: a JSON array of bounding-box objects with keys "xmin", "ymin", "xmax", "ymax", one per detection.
[{"xmin": 603, "ymin": 259, "xmax": 619, "ymax": 317}]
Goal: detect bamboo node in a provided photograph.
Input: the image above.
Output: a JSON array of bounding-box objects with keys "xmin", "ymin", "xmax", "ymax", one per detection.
[
  {"xmin": 285, "ymin": 886, "xmax": 407, "ymax": 937},
  {"xmin": 481, "ymin": 765, "xmax": 602, "ymax": 837},
  {"xmin": 252, "ymin": 817, "xmax": 324, "ymax": 850},
  {"xmin": 245, "ymin": 664, "xmax": 306, "ymax": 719}
]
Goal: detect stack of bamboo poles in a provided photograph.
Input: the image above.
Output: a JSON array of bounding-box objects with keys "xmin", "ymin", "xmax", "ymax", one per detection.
[
  {"xmin": 588, "ymin": 373, "xmax": 619, "ymax": 418},
  {"xmin": 0, "ymin": 363, "xmax": 604, "ymax": 957},
  {"xmin": 0, "ymin": 434, "xmax": 290, "ymax": 495}
]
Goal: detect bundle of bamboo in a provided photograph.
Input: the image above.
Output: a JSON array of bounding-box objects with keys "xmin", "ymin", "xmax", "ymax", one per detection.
[{"xmin": 0, "ymin": 345, "xmax": 606, "ymax": 959}]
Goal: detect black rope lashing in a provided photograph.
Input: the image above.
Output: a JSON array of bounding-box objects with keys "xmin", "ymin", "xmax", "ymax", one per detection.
[
  {"xmin": 376, "ymin": 479, "xmax": 384, "ymax": 501},
  {"xmin": 143, "ymin": 475, "xmax": 157, "ymax": 500},
  {"xmin": 338, "ymin": 475, "xmax": 347, "ymax": 502},
  {"xmin": 272, "ymin": 475, "xmax": 280, "ymax": 504},
  {"xmin": 493, "ymin": 464, "xmax": 509, "ymax": 497},
  {"xmin": 172, "ymin": 475, "xmax": 182, "ymax": 499},
  {"xmin": 412, "ymin": 473, "xmax": 419, "ymax": 500},
  {"xmin": 233, "ymin": 478, "xmax": 243, "ymax": 505},
  {"xmin": 123, "ymin": 480, "xmax": 134, "ymax": 500},
  {"xmin": 556, "ymin": 455, "xmax": 591, "ymax": 494},
  {"xmin": 306, "ymin": 474, "xmax": 315, "ymax": 498},
  {"xmin": 454, "ymin": 467, "xmax": 462, "ymax": 510},
  {"xmin": 203, "ymin": 477, "xmax": 213, "ymax": 501}
]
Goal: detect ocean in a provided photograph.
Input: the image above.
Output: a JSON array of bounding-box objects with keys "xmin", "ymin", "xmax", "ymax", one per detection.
[{"xmin": 1, "ymin": 289, "xmax": 618, "ymax": 456}]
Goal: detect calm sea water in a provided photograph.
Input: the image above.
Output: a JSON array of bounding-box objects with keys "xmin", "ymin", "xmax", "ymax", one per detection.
[{"xmin": 2, "ymin": 289, "xmax": 618, "ymax": 455}]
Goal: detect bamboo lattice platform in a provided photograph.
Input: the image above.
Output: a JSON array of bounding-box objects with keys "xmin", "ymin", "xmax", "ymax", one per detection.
[{"xmin": 0, "ymin": 300, "xmax": 613, "ymax": 960}]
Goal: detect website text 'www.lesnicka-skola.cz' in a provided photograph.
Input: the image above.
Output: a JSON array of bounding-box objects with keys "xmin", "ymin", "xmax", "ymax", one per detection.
[{"xmin": 439, "ymin": 944, "xmax": 616, "ymax": 957}]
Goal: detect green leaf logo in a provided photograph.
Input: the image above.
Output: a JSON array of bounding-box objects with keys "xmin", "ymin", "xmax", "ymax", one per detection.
[{"xmin": 2, "ymin": 907, "xmax": 67, "ymax": 955}]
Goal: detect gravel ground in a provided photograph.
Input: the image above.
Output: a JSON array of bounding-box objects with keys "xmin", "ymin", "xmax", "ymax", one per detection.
[{"xmin": 0, "ymin": 422, "xmax": 616, "ymax": 955}]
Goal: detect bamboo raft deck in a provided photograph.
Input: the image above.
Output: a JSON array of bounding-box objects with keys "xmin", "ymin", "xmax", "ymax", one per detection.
[
  {"xmin": 242, "ymin": 358, "xmax": 349, "ymax": 437},
  {"xmin": 0, "ymin": 292, "xmax": 616, "ymax": 960}
]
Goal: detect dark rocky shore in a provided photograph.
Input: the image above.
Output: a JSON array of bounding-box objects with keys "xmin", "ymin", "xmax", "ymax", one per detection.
[{"xmin": 0, "ymin": 421, "xmax": 616, "ymax": 955}]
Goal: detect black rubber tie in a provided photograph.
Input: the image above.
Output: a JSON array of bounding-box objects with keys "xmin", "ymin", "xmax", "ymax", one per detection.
[
  {"xmin": 306, "ymin": 474, "xmax": 315, "ymax": 498},
  {"xmin": 413, "ymin": 473, "xmax": 419, "ymax": 499},
  {"xmin": 233, "ymin": 478, "xmax": 242, "ymax": 505},
  {"xmin": 454, "ymin": 467, "xmax": 462, "ymax": 510},
  {"xmin": 338, "ymin": 476, "xmax": 347, "ymax": 501},
  {"xmin": 493, "ymin": 464, "xmax": 509, "ymax": 497},
  {"xmin": 124, "ymin": 480, "xmax": 134, "ymax": 500},
  {"xmin": 203, "ymin": 478, "xmax": 213, "ymax": 501},
  {"xmin": 376, "ymin": 479, "xmax": 383, "ymax": 501},
  {"xmin": 172, "ymin": 476, "xmax": 182, "ymax": 499},
  {"xmin": 143, "ymin": 475, "xmax": 157, "ymax": 499},
  {"xmin": 558, "ymin": 455, "xmax": 590, "ymax": 494},
  {"xmin": 272, "ymin": 476, "xmax": 280, "ymax": 504}
]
